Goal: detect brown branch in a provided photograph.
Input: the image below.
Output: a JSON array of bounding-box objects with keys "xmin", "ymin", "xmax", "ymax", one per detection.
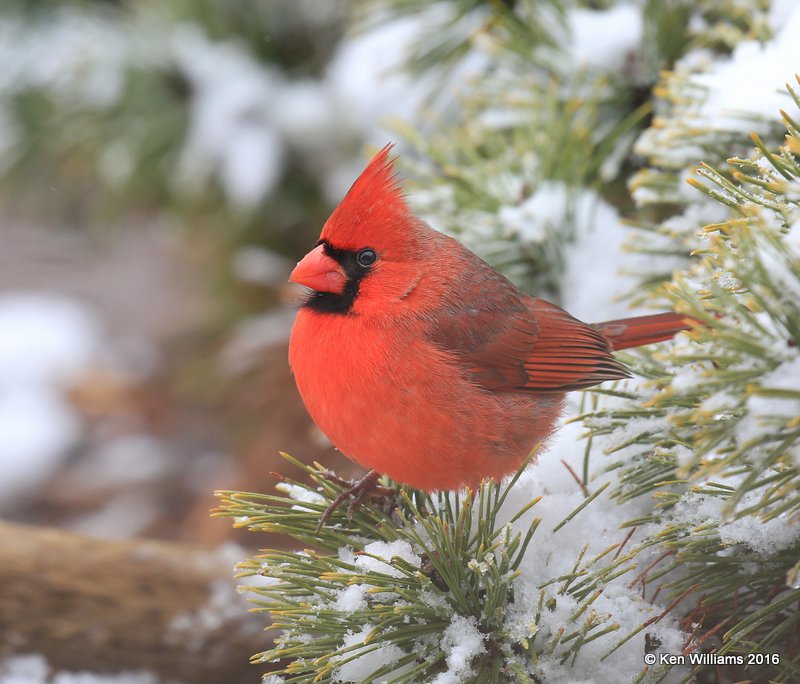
[
  {"xmin": 0, "ymin": 521, "xmax": 271, "ymax": 683},
  {"xmin": 560, "ymin": 459, "xmax": 589, "ymax": 497}
]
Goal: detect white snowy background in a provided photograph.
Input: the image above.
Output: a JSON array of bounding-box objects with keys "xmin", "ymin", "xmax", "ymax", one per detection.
[{"xmin": 1, "ymin": 0, "xmax": 799, "ymax": 683}]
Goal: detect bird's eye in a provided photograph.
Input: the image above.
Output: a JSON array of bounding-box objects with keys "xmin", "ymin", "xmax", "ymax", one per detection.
[{"xmin": 356, "ymin": 248, "xmax": 377, "ymax": 268}]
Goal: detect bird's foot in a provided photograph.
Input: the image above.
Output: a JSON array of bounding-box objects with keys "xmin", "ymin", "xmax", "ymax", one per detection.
[{"xmin": 316, "ymin": 469, "xmax": 395, "ymax": 532}]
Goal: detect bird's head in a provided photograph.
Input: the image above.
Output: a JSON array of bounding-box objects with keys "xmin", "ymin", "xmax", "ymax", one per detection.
[{"xmin": 290, "ymin": 144, "xmax": 434, "ymax": 315}]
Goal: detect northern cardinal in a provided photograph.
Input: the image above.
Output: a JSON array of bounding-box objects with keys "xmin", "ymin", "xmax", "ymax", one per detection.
[{"xmin": 288, "ymin": 145, "xmax": 691, "ymax": 510}]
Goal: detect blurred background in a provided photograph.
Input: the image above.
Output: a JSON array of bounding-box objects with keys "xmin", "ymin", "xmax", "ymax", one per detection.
[
  {"xmin": 0, "ymin": 0, "xmax": 419, "ymax": 546},
  {"xmin": 0, "ymin": 2, "xmax": 497, "ymax": 678},
  {"xmin": 5, "ymin": 1, "xmax": 798, "ymax": 682}
]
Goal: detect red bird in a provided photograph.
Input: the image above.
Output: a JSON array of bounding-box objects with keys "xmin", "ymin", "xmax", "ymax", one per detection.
[{"xmin": 289, "ymin": 145, "xmax": 690, "ymax": 504}]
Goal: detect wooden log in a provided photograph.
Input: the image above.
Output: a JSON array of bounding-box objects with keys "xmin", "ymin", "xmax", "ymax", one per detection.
[{"xmin": 0, "ymin": 521, "xmax": 272, "ymax": 683}]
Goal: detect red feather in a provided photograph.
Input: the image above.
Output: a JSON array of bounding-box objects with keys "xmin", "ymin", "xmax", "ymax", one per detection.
[
  {"xmin": 288, "ymin": 146, "xmax": 695, "ymax": 492},
  {"xmin": 592, "ymin": 312, "xmax": 695, "ymax": 351},
  {"xmin": 321, "ymin": 144, "xmax": 408, "ymax": 252}
]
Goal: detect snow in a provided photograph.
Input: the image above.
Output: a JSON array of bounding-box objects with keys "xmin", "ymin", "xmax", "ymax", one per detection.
[
  {"xmin": 170, "ymin": 26, "xmax": 285, "ymax": 210},
  {"xmin": 497, "ymin": 182, "xmax": 670, "ymax": 321},
  {"xmin": 334, "ymin": 624, "xmax": 407, "ymax": 683},
  {"xmin": 275, "ymin": 482, "xmax": 326, "ymax": 508},
  {"xmin": 631, "ymin": 4, "xmax": 800, "ymax": 209},
  {"xmin": 334, "ymin": 584, "xmax": 368, "ymax": 613},
  {"xmin": 693, "ymin": 7, "xmax": 800, "ymax": 130},
  {"xmin": 0, "ymin": 388, "xmax": 81, "ymax": 503},
  {"xmin": 736, "ymin": 352, "xmax": 800, "ymax": 446},
  {"xmin": 0, "ymin": 655, "xmax": 159, "ymax": 684},
  {"xmin": 0, "ymin": 294, "xmax": 101, "ymax": 508},
  {"xmin": 756, "ymin": 216, "xmax": 800, "ymax": 302},
  {"xmin": 769, "ymin": 0, "xmax": 800, "ymax": 29},
  {"xmin": 355, "ymin": 540, "xmax": 421, "ymax": 578},
  {"xmin": 0, "ymin": 292, "xmax": 173, "ymax": 532},
  {"xmin": 271, "ymin": 79, "xmax": 340, "ymax": 151},
  {"xmin": 497, "ymin": 182, "xmax": 569, "ymax": 244},
  {"xmin": 168, "ymin": 577, "xmax": 250, "ymax": 647},
  {"xmin": 325, "ymin": 13, "xmax": 429, "ymax": 142},
  {"xmin": 720, "ymin": 507, "xmax": 800, "ymax": 556},
  {"xmin": 325, "ymin": 5, "xmax": 488, "ymax": 147},
  {"xmin": 327, "ymin": 541, "xmax": 423, "ymax": 619},
  {"xmin": 667, "ymin": 488, "xmax": 800, "ymax": 557},
  {"xmin": 0, "ymin": 294, "xmax": 100, "ymax": 384},
  {"xmin": 0, "ymin": 10, "xmax": 128, "ymax": 171},
  {"xmin": 489, "ymin": 402, "xmax": 690, "ymax": 682},
  {"xmin": 0, "ymin": 11, "xmax": 127, "ymax": 108},
  {"xmin": 559, "ymin": 190, "xmax": 648, "ymax": 321},
  {"xmin": 429, "ymin": 615, "xmax": 486, "ymax": 684},
  {"xmin": 566, "ymin": 4, "xmax": 643, "ymax": 72}
]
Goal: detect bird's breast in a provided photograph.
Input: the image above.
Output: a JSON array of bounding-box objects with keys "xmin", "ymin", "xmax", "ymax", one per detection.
[
  {"xmin": 288, "ymin": 308, "xmax": 457, "ymax": 455},
  {"xmin": 288, "ymin": 308, "xmax": 563, "ymax": 491}
]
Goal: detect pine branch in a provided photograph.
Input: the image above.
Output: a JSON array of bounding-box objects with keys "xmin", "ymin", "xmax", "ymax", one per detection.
[
  {"xmin": 581, "ymin": 86, "xmax": 800, "ymax": 681},
  {"xmin": 216, "ymin": 455, "xmax": 678, "ymax": 683}
]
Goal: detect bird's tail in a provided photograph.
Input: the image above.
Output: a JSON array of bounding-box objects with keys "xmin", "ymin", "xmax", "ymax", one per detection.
[{"xmin": 592, "ymin": 312, "xmax": 696, "ymax": 351}]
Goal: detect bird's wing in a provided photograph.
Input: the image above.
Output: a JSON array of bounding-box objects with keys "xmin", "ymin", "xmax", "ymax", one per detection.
[
  {"xmin": 520, "ymin": 299, "xmax": 630, "ymax": 390},
  {"xmin": 429, "ymin": 293, "xmax": 629, "ymax": 393}
]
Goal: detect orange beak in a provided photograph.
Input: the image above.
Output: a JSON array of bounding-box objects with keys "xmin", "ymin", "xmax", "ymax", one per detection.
[{"xmin": 289, "ymin": 244, "xmax": 347, "ymax": 295}]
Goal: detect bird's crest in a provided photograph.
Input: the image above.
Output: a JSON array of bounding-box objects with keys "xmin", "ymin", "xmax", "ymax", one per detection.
[{"xmin": 321, "ymin": 144, "xmax": 411, "ymax": 249}]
